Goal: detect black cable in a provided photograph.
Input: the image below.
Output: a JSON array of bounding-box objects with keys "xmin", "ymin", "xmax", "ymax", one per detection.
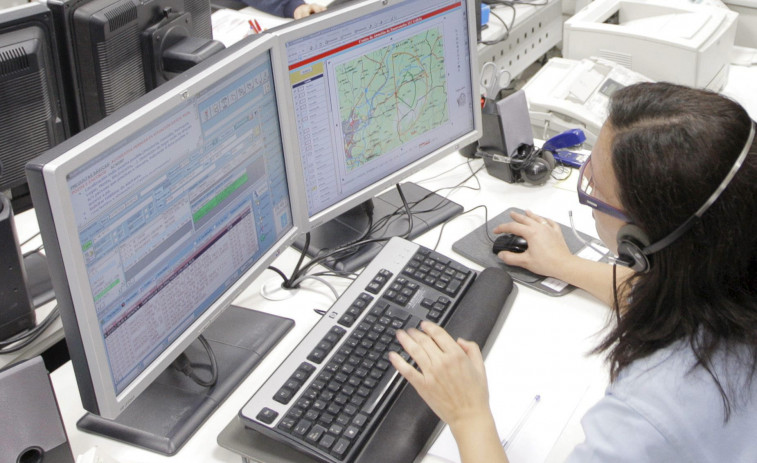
[
  {"xmin": 298, "ymin": 206, "xmax": 376, "ymax": 274},
  {"xmin": 432, "ymin": 204, "xmax": 495, "ymax": 251},
  {"xmin": 172, "ymin": 335, "xmax": 218, "ymax": 388},
  {"xmin": 293, "ymin": 235, "xmax": 395, "ymax": 279},
  {"xmin": 368, "ymin": 159, "xmax": 485, "ymax": 231},
  {"xmin": 266, "ymin": 265, "xmax": 290, "ymax": 284},
  {"xmin": 0, "ymin": 306, "xmax": 60, "ymax": 354},
  {"xmin": 397, "ymin": 184, "xmax": 413, "ymax": 239},
  {"xmin": 284, "ymin": 232, "xmax": 312, "ymax": 288},
  {"xmin": 310, "ymin": 270, "xmax": 358, "ymax": 280},
  {"xmin": 290, "ymin": 159, "xmax": 484, "ymax": 282}
]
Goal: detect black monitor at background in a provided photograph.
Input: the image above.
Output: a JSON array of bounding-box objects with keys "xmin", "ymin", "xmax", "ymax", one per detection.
[
  {"xmin": 47, "ymin": 0, "xmax": 225, "ymax": 131},
  {"xmin": 1, "ymin": 2, "xmax": 69, "ymax": 343},
  {"xmin": 0, "ymin": 2, "xmax": 71, "ymax": 212}
]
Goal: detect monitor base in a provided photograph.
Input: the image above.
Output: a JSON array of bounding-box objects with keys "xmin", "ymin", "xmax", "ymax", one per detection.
[
  {"xmin": 77, "ymin": 305, "xmax": 294, "ymax": 455},
  {"xmin": 292, "ymin": 182, "xmax": 463, "ymax": 273}
]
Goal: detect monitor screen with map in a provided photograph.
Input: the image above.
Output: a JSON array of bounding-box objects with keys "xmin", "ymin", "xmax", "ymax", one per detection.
[{"xmin": 274, "ymin": 0, "xmax": 480, "ymax": 227}]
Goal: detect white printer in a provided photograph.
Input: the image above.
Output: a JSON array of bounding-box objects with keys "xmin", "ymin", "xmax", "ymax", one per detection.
[
  {"xmin": 723, "ymin": 0, "xmax": 757, "ymax": 47},
  {"xmin": 563, "ymin": 0, "xmax": 738, "ymax": 90},
  {"xmin": 523, "ymin": 56, "xmax": 650, "ymax": 147}
]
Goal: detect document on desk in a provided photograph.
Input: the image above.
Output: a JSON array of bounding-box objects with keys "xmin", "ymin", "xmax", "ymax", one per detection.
[
  {"xmin": 210, "ymin": 8, "xmax": 287, "ymax": 47},
  {"xmin": 428, "ymin": 382, "xmax": 591, "ymax": 462}
]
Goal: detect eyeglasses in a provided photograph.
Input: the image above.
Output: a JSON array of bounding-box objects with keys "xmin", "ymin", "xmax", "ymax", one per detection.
[{"xmin": 577, "ymin": 156, "xmax": 631, "ymax": 222}]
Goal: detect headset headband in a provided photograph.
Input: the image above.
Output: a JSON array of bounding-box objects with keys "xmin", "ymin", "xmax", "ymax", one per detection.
[{"xmin": 644, "ymin": 122, "xmax": 755, "ymax": 255}]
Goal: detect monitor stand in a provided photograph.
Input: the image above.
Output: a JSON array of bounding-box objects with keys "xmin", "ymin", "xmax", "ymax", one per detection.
[
  {"xmin": 77, "ymin": 305, "xmax": 294, "ymax": 455},
  {"xmin": 292, "ymin": 182, "xmax": 463, "ymax": 273}
]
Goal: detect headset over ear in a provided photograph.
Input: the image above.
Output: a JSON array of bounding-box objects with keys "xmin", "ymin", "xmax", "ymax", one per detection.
[
  {"xmin": 614, "ymin": 123, "xmax": 755, "ymax": 273},
  {"xmin": 616, "ymin": 224, "xmax": 652, "ymax": 272}
]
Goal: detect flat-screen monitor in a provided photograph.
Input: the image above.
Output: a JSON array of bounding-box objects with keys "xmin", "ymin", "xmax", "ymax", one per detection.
[
  {"xmin": 47, "ymin": 0, "xmax": 224, "ymax": 131},
  {"xmin": 0, "ymin": 2, "xmax": 70, "ymax": 211},
  {"xmin": 0, "ymin": 2, "xmax": 69, "ymax": 342},
  {"xmin": 26, "ymin": 34, "xmax": 299, "ymax": 454},
  {"xmin": 273, "ymin": 0, "xmax": 481, "ymax": 270}
]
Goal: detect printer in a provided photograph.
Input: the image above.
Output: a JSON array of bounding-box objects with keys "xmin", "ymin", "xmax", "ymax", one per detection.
[
  {"xmin": 522, "ymin": 56, "xmax": 650, "ymax": 147},
  {"xmin": 563, "ymin": 0, "xmax": 738, "ymax": 90},
  {"xmin": 723, "ymin": 0, "xmax": 757, "ymax": 47}
]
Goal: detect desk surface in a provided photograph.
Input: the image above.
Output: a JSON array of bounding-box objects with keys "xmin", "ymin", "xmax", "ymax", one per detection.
[
  {"xmin": 43, "ymin": 152, "xmax": 611, "ymax": 463},
  {"xmin": 10, "ymin": 2, "xmax": 756, "ymax": 460}
]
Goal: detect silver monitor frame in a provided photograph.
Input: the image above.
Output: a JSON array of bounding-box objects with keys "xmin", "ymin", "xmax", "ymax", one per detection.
[
  {"xmin": 30, "ymin": 34, "xmax": 302, "ymax": 420},
  {"xmin": 270, "ymin": 0, "xmax": 482, "ymax": 230}
]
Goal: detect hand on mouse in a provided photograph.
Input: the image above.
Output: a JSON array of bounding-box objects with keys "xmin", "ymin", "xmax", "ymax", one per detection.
[{"xmin": 492, "ymin": 210, "xmax": 575, "ymax": 279}]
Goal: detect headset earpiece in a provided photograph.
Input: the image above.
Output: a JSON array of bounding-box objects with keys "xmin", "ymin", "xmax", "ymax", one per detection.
[
  {"xmin": 617, "ymin": 224, "xmax": 652, "ymax": 272},
  {"xmin": 541, "ymin": 150, "xmax": 556, "ymax": 170},
  {"xmin": 520, "ymin": 148, "xmax": 555, "ymax": 185}
]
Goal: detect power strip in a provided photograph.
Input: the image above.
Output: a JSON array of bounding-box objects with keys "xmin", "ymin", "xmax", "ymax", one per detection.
[{"xmin": 477, "ymin": 0, "xmax": 563, "ymax": 87}]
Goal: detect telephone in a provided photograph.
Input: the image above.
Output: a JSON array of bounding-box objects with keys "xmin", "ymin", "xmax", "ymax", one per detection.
[{"xmin": 522, "ymin": 56, "xmax": 650, "ymax": 147}]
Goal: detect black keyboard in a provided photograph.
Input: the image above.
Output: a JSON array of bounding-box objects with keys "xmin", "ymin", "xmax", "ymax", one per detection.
[{"xmin": 239, "ymin": 237, "xmax": 477, "ymax": 463}]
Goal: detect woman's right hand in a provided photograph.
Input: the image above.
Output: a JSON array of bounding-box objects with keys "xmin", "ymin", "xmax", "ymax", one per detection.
[{"xmin": 493, "ymin": 210, "xmax": 576, "ymax": 279}]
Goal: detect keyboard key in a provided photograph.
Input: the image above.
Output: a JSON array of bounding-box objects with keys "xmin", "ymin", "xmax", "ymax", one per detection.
[
  {"xmin": 293, "ymin": 419, "xmax": 312, "ymax": 436},
  {"xmin": 273, "ymin": 387, "xmax": 294, "ymax": 404},
  {"xmin": 306, "ymin": 424, "xmax": 327, "ymax": 444},
  {"xmin": 331, "ymin": 438, "xmax": 351, "ymax": 459},
  {"xmin": 344, "ymin": 425, "xmax": 360, "ymax": 439},
  {"xmin": 318, "ymin": 433, "xmax": 337, "ymax": 451},
  {"xmin": 277, "ymin": 416, "xmax": 296, "ymax": 432},
  {"xmin": 256, "ymin": 407, "xmax": 278, "ymax": 424},
  {"xmin": 307, "ymin": 348, "xmax": 327, "ymax": 364},
  {"xmin": 353, "ymin": 413, "xmax": 368, "ymax": 428}
]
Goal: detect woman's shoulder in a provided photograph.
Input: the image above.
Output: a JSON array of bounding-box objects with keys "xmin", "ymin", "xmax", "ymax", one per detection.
[{"xmin": 603, "ymin": 340, "xmax": 757, "ymax": 461}]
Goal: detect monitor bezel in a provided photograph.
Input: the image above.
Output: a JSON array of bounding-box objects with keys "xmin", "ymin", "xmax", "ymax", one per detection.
[
  {"xmin": 270, "ymin": 0, "xmax": 482, "ymax": 230},
  {"xmin": 35, "ymin": 34, "xmax": 301, "ymax": 419}
]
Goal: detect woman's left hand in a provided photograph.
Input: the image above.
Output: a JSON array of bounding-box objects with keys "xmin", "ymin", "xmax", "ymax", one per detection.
[{"xmin": 388, "ymin": 321, "xmax": 491, "ymax": 432}]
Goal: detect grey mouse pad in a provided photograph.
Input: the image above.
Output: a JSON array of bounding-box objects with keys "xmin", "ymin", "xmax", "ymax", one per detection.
[{"xmin": 452, "ymin": 207, "xmax": 609, "ymax": 296}]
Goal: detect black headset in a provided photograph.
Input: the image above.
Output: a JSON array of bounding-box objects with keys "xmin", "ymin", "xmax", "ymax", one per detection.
[
  {"xmin": 616, "ymin": 123, "xmax": 755, "ymax": 272},
  {"xmin": 509, "ymin": 143, "xmax": 556, "ymax": 185}
]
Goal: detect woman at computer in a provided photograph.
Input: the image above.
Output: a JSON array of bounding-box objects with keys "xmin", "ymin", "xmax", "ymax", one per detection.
[
  {"xmin": 242, "ymin": 0, "xmax": 325, "ymax": 19},
  {"xmin": 389, "ymin": 82, "xmax": 757, "ymax": 462}
]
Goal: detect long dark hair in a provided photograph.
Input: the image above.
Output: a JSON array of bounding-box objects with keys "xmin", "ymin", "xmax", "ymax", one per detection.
[{"xmin": 595, "ymin": 82, "xmax": 757, "ymax": 420}]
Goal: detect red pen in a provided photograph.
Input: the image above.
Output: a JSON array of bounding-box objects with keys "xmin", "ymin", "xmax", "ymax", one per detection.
[
  {"xmin": 253, "ymin": 19, "xmax": 263, "ymax": 33},
  {"xmin": 248, "ymin": 19, "xmax": 260, "ymax": 33}
]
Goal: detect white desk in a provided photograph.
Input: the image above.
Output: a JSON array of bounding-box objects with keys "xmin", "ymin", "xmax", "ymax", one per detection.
[{"xmin": 46, "ymin": 153, "xmax": 611, "ymax": 463}]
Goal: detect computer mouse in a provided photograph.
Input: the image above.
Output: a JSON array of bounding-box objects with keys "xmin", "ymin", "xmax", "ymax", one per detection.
[{"xmin": 492, "ymin": 233, "xmax": 528, "ymax": 254}]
